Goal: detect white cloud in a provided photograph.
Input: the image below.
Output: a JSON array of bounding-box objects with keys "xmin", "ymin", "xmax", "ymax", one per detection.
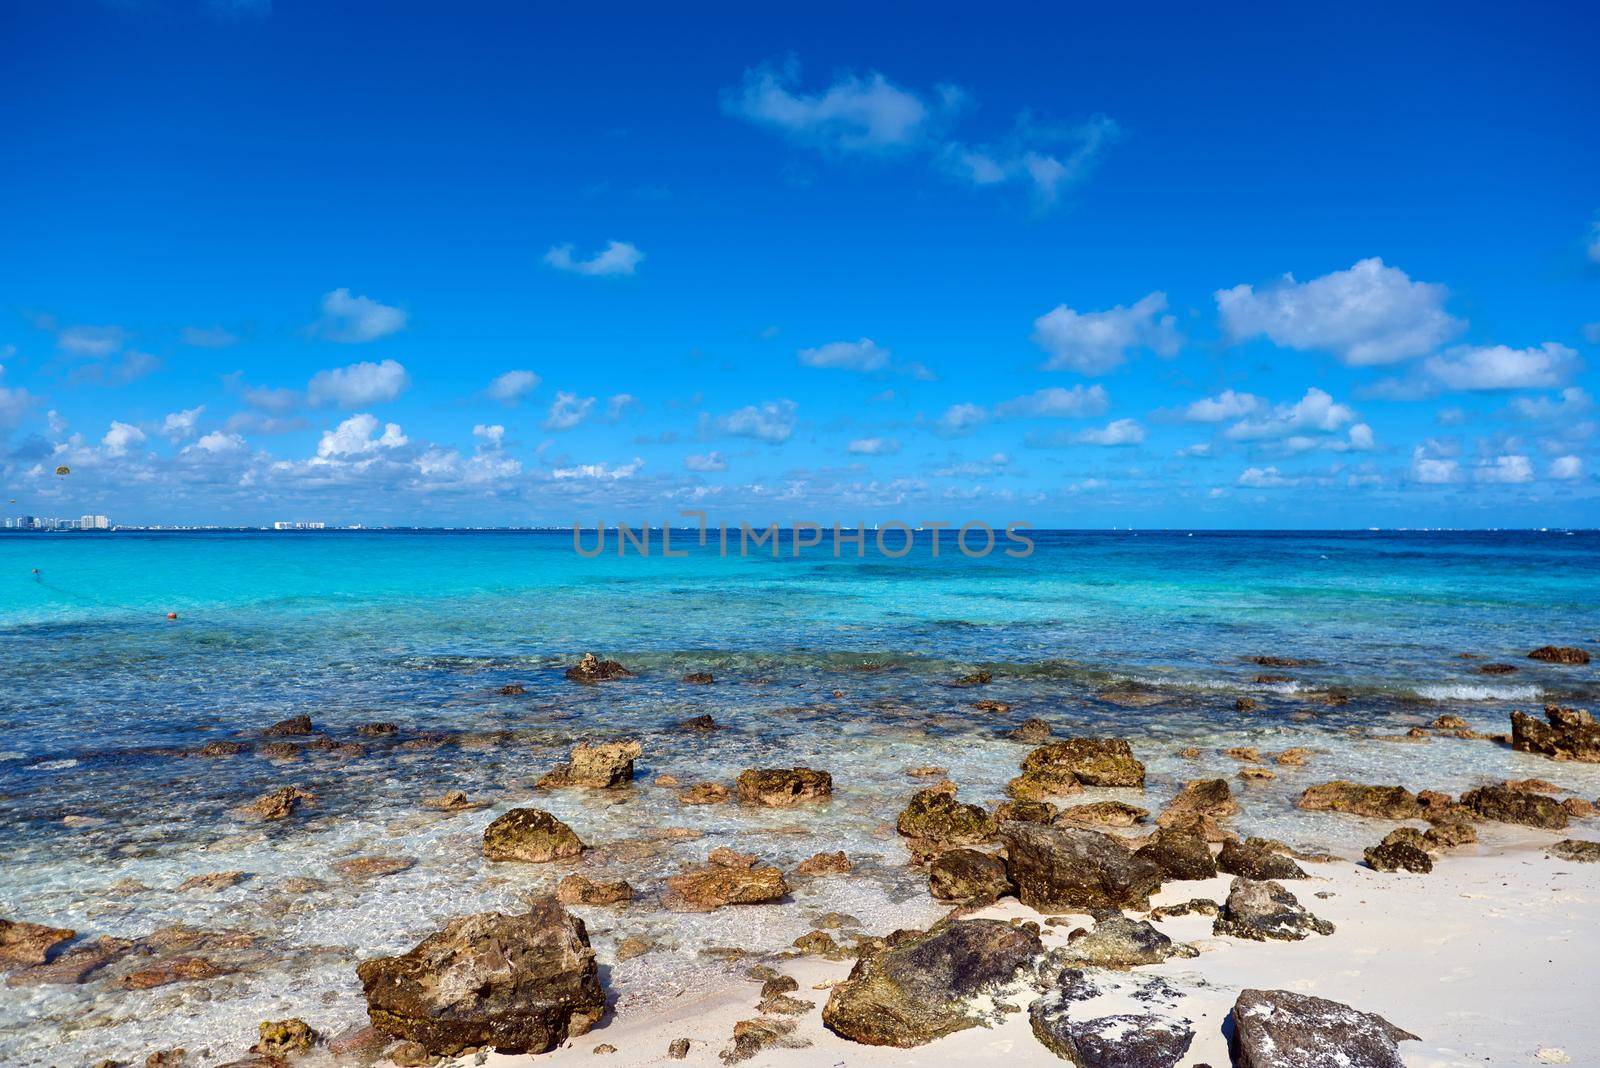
[
  {"xmin": 685, "ymin": 451, "xmax": 728, "ymax": 472},
  {"xmin": 1075, "ymin": 418, "xmax": 1145, "ymax": 446},
  {"xmin": 1237, "ymin": 465, "xmax": 1298, "ymax": 488},
  {"xmin": 102, "ymin": 421, "xmax": 146, "ymax": 456},
  {"xmin": 724, "ymin": 57, "xmax": 936, "ymax": 152},
  {"xmin": 57, "ymin": 324, "xmax": 126, "ymax": 357},
  {"xmin": 1410, "ymin": 446, "xmax": 1459, "ymax": 484},
  {"xmin": 472, "ymin": 424, "xmax": 505, "ymax": 447},
  {"xmin": 711, "ymin": 400, "xmax": 797, "ymax": 443},
  {"xmin": 544, "ymin": 241, "xmax": 644, "ymax": 277},
  {"xmin": 1216, "ymin": 258, "xmax": 1462, "ymax": 365},
  {"xmin": 161, "ymin": 406, "xmax": 204, "ymax": 440},
  {"xmin": 798, "ymin": 338, "xmax": 891, "ymax": 372},
  {"xmin": 606, "ymin": 394, "xmax": 641, "ymax": 421},
  {"xmin": 316, "ymin": 413, "xmax": 408, "ymax": 458},
  {"xmin": 180, "ymin": 326, "xmax": 238, "ymax": 348},
  {"xmin": 544, "ymin": 391, "xmax": 596, "ymax": 431},
  {"xmin": 847, "ymin": 437, "xmax": 900, "ymax": 455},
  {"xmin": 1510, "ymin": 387, "xmax": 1590, "ymax": 421},
  {"xmin": 310, "ymin": 288, "xmax": 406, "ymax": 343},
  {"xmin": 933, "ymin": 452, "xmax": 1010, "ymax": 478},
  {"xmin": 1476, "ymin": 454, "xmax": 1533, "ymax": 484},
  {"xmin": 551, "ymin": 457, "xmax": 644, "ymax": 480},
  {"xmin": 1346, "ymin": 423, "xmax": 1376, "ymax": 451},
  {"xmin": 942, "ymin": 114, "xmax": 1119, "ymax": 206},
  {"xmin": 187, "ymin": 431, "xmax": 247, "ymax": 454},
  {"xmin": 307, "ymin": 358, "xmax": 410, "ymax": 407},
  {"xmin": 1181, "ymin": 389, "xmax": 1261, "ymax": 422},
  {"xmin": 1424, "ymin": 343, "xmax": 1578, "ymax": 391},
  {"xmin": 1225, "ymin": 388, "xmax": 1355, "ymax": 441},
  {"xmin": 1031, "ymin": 292, "xmax": 1180, "ymax": 374},
  {"xmin": 487, "ymin": 370, "xmax": 541, "ymax": 403},
  {"xmin": 1550, "ymin": 455, "xmax": 1583, "ymax": 480},
  {"xmin": 992, "ymin": 385, "xmax": 1110, "ymax": 419},
  {"xmin": 936, "ymin": 402, "xmax": 989, "ymax": 435}
]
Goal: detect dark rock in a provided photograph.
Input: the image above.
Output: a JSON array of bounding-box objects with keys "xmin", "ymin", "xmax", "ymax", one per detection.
[
  {"xmin": 1478, "ymin": 663, "xmax": 1518, "ymax": 675},
  {"xmin": 928, "ymin": 849, "xmax": 1012, "ymax": 904},
  {"xmin": 357, "ymin": 897, "xmax": 604, "ymax": 1057},
  {"xmin": 1549, "ymin": 839, "xmax": 1600, "ymax": 862},
  {"xmin": 1213, "ymin": 878, "xmax": 1333, "ymax": 942},
  {"xmin": 565, "ymin": 653, "xmax": 632, "ymax": 682},
  {"xmin": 1001, "ymin": 824, "xmax": 1162, "ymax": 911},
  {"xmin": 994, "ymin": 799, "xmax": 1059, "ymax": 824},
  {"xmin": 1298, "ymin": 781, "xmax": 1422, "ymax": 819},
  {"xmin": 1053, "ymin": 915, "xmax": 1196, "ymax": 968},
  {"xmin": 195, "ymin": 740, "xmax": 246, "ymax": 757},
  {"xmin": 537, "ymin": 740, "xmax": 641, "ymax": 789},
  {"xmin": 1246, "ymin": 656, "xmax": 1315, "ymax": 667},
  {"xmin": 1528, "ymin": 646, "xmax": 1591, "ymax": 665},
  {"xmin": 734, "ymin": 767, "xmax": 832, "ymax": 807},
  {"xmin": 1008, "ymin": 718, "xmax": 1053, "ymax": 744},
  {"xmin": 1235, "ymin": 697, "xmax": 1261, "ymax": 712},
  {"xmin": 1364, "ymin": 831, "xmax": 1433, "ymax": 873},
  {"xmin": 482, "ymin": 808, "xmax": 585, "ymax": 862},
  {"xmin": 1460, "ymin": 785, "xmax": 1569, "ymax": 829},
  {"xmin": 264, "ymin": 715, "xmax": 314, "ymax": 736},
  {"xmin": 1020, "ymin": 738, "xmax": 1145, "ymax": 790},
  {"xmin": 1155, "ymin": 779, "xmax": 1238, "ymax": 836},
  {"xmin": 974, "ymin": 699, "xmax": 1011, "ymax": 713},
  {"xmin": 1230, "ymin": 988, "xmax": 1416, "ymax": 1067},
  {"xmin": 677, "ymin": 713, "xmax": 718, "ymax": 730},
  {"xmin": 424, "ymin": 790, "xmax": 482, "ymax": 812},
  {"xmin": 0, "ymin": 917, "xmax": 76, "ymax": 967},
  {"xmin": 682, "ymin": 671, "xmax": 715, "ymax": 684},
  {"xmin": 1510, "ymin": 705, "xmax": 1600, "ymax": 763},
  {"xmin": 356, "ymin": 722, "xmax": 397, "ymax": 736},
  {"xmin": 1217, "ymin": 837, "xmax": 1306, "ymax": 880},
  {"xmin": 497, "ymin": 683, "xmax": 527, "ymax": 695},
  {"xmin": 257, "ymin": 742, "xmax": 301, "ymax": 761},
  {"xmin": 1148, "ymin": 898, "xmax": 1219, "ymax": 920},
  {"xmin": 1030, "ymin": 1000, "xmax": 1193, "ymax": 1068},
  {"xmin": 1134, "ymin": 825, "xmax": 1218, "ymax": 881},
  {"xmin": 821, "ymin": 919, "xmax": 1043, "ymax": 1047},
  {"xmin": 555, "ymin": 875, "xmax": 633, "ymax": 905},
  {"xmin": 897, "ymin": 785, "xmax": 998, "ymax": 848}
]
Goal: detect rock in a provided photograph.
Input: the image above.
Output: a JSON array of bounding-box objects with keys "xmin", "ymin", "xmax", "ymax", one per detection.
[
  {"xmin": 682, "ymin": 671, "xmax": 714, "ymax": 684},
  {"xmin": 1364, "ymin": 831, "xmax": 1433, "ymax": 873},
  {"xmin": 357, "ymin": 897, "xmax": 604, "ymax": 1057},
  {"xmin": 1511, "ymin": 706, "xmax": 1600, "ymax": 763},
  {"xmin": 176, "ymin": 871, "xmax": 246, "ymax": 893},
  {"xmin": 482, "ymin": 808, "xmax": 586, "ymax": 862},
  {"xmin": 1528, "ymin": 646, "xmax": 1591, "ymax": 665},
  {"xmin": 387, "ymin": 1040, "xmax": 430, "ymax": 1066},
  {"xmin": 1008, "ymin": 718, "xmax": 1053, "ymax": 743},
  {"xmin": 538, "ymin": 741, "xmax": 641, "ymax": 789},
  {"xmin": 498, "ymin": 683, "xmax": 527, "ymax": 695},
  {"xmin": 1148, "ymin": 898, "xmax": 1219, "ymax": 920},
  {"xmin": 896, "ymin": 785, "xmax": 998, "ymax": 848},
  {"xmin": 1226, "ymin": 746, "xmax": 1263, "ymax": 763},
  {"xmin": 1564, "ymin": 797, "xmax": 1598, "ymax": 818},
  {"xmin": 593, "ymin": 1042, "xmax": 618, "ymax": 1054},
  {"xmin": 1549, "ymin": 839, "xmax": 1600, "ymax": 862},
  {"xmin": 1230, "ymin": 988, "xmax": 1416, "ymax": 1067},
  {"xmin": 953, "ymin": 670, "xmax": 993, "ymax": 686},
  {"xmin": 1297, "ymin": 781, "xmax": 1422, "ymax": 820},
  {"xmin": 974, "ymin": 699, "xmax": 1011, "ymax": 713},
  {"xmin": 1156, "ymin": 779, "xmax": 1238, "ymax": 835},
  {"xmin": 792, "ymin": 930, "xmax": 851, "ymax": 960},
  {"xmin": 144, "ymin": 1051, "xmax": 187, "ymax": 1067},
  {"xmin": 994, "ymin": 799, "xmax": 1059, "ymax": 825},
  {"xmin": 1478, "ymin": 662, "xmax": 1519, "ymax": 675},
  {"xmin": 1030, "ymin": 1000, "xmax": 1194, "ymax": 1068},
  {"xmin": 240, "ymin": 786, "xmax": 313, "ymax": 821},
  {"xmin": 928, "ymin": 849, "xmax": 1012, "ymax": 904},
  {"xmin": 679, "ymin": 782, "xmax": 731, "ymax": 805},
  {"xmin": 677, "ymin": 713, "xmax": 718, "ymax": 730},
  {"xmin": 1275, "ymin": 747, "xmax": 1313, "ymax": 766},
  {"xmin": 1218, "ymin": 837, "xmax": 1306, "ymax": 880},
  {"xmin": 566, "ymin": 653, "xmax": 632, "ymax": 682},
  {"xmin": 3, "ymin": 935, "xmax": 130, "ymax": 986},
  {"xmin": 663, "ymin": 856, "xmax": 788, "ymax": 912},
  {"xmin": 720, "ymin": 1017, "xmax": 806, "ymax": 1063},
  {"xmin": 332, "ymin": 856, "xmax": 415, "ymax": 880},
  {"xmin": 615, "ymin": 936, "xmax": 653, "ymax": 962},
  {"xmin": 264, "ymin": 715, "xmax": 314, "ymax": 736},
  {"xmin": 1460, "ymin": 785, "xmax": 1569, "ymax": 829},
  {"xmin": 1098, "ymin": 684, "xmax": 1167, "ymax": 708},
  {"xmin": 1238, "ymin": 766, "xmax": 1276, "ymax": 781},
  {"xmin": 668, "ymin": 1037, "xmax": 691, "ymax": 1059},
  {"xmin": 257, "ymin": 742, "xmax": 301, "ymax": 761},
  {"xmin": 1001, "ymin": 824, "xmax": 1162, "ymax": 911},
  {"xmin": 1020, "ymin": 738, "xmax": 1145, "ymax": 790},
  {"xmin": 1055, "ymin": 915, "xmax": 1197, "ymax": 968},
  {"xmin": 1235, "ymin": 697, "xmax": 1261, "ymax": 712},
  {"xmin": 196, "ymin": 740, "xmax": 246, "ymax": 757},
  {"xmin": 1247, "ymin": 655, "xmax": 1314, "ymax": 667},
  {"xmin": 555, "ymin": 875, "xmax": 633, "ymax": 906},
  {"xmin": 906, "ymin": 765, "xmax": 948, "ymax": 777},
  {"xmin": 1134, "ymin": 825, "xmax": 1218, "ymax": 881},
  {"xmin": 425, "ymin": 790, "xmax": 482, "ymax": 811},
  {"xmin": 793, "ymin": 851, "xmax": 851, "ymax": 876},
  {"xmin": 1006, "ymin": 773, "xmax": 1079, "ymax": 802},
  {"xmin": 0, "ymin": 918, "xmax": 76, "ymax": 967},
  {"xmin": 821, "ymin": 919, "xmax": 1043, "ymax": 1047},
  {"xmin": 1056, "ymin": 801, "xmax": 1149, "ymax": 828},
  {"xmin": 357, "ymin": 722, "xmax": 397, "ymax": 736},
  {"xmin": 1422, "ymin": 818, "xmax": 1477, "ymax": 847},
  {"xmin": 1213, "ymin": 878, "xmax": 1333, "ymax": 941},
  {"xmin": 734, "ymin": 767, "xmax": 832, "ymax": 807},
  {"xmin": 118, "ymin": 955, "xmax": 234, "ymax": 989},
  {"xmin": 253, "ymin": 1019, "xmax": 318, "ymax": 1055}
]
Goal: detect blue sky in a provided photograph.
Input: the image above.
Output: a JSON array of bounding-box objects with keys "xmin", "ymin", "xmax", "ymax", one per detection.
[{"xmin": 2, "ymin": 1, "xmax": 1597, "ymax": 527}]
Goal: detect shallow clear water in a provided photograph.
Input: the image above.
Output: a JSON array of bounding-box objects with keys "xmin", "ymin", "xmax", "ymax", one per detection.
[{"xmin": 1, "ymin": 529, "xmax": 1597, "ymax": 1064}]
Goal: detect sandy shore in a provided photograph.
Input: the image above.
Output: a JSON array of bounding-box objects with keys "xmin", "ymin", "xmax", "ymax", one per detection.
[{"xmin": 468, "ymin": 831, "xmax": 1597, "ymax": 1068}]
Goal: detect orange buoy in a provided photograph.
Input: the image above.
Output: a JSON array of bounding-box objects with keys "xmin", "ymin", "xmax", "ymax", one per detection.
[{"xmin": 166, "ymin": 612, "xmax": 178, "ymax": 620}]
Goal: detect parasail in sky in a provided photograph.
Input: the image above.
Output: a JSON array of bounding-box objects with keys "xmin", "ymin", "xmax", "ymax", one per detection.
[{"xmin": 54, "ymin": 465, "xmax": 71, "ymax": 476}]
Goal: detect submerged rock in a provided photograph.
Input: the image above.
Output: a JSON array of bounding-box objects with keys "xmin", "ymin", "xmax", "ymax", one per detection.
[
  {"xmin": 264, "ymin": 715, "xmax": 314, "ymax": 737},
  {"xmin": 357, "ymin": 897, "xmax": 604, "ymax": 1057},
  {"xmin": 1008, "ymin": 718, "xmax": 1053, "ymax": 744},
  {"xmin": 424, "ymin": 790, "xmax": 483, "ymax": 811},
  {"xmin": 1213, "ymin": 878, "xmax": 1333, "ymax": 942},
  {"xmin": 734, "ymin": 767, "xmax": 832, "ymax": 807},
  {"xmin": 1002, "ymin": 824, "xmax": 1162, "ymax": 911},
  {"xmin": 793, "ymin": 851, "xmax": 851, "ymax": 877},
  {"xmin": 176, "ymin": 871, "xmax": 246, "ymax": 893},
  {"xmin": 195, "ymin": 740, "xmax": 246, "ymax": 757},
  {"xmin": 896, "ymin": 785, "xmax": 998, "ymax": 848},
  {"xmin": 1218, "ymin": 837, "xmax": 1306, "ymax": 880},
  {"xmin": 1053, "ymin": 915, "xmax": 1197, "ymax": 968},
  {"xmin": 1549, "ymin": 839, "xmax": 1600, "ymax": 862},
  {"xmin": 1230, "ymin": 988, "xmax": 1416, "ymax": 1067},
  {"xmin": 1527, "ymin": 646, "xmax": 1591, "ymax": 665},
  {"xmin": 821, "ymin": 919, "xmax": 1043, "ymax": 1047},
  {"xmin": 1510, "ymin": 705, "xmax": 1600, "ymax": 763},
  {"xmin": 679, "ymin": 782, "xmax": 731, "ymax": 805},
  {"xmin": 1020, "ymin": 738, "xmax": 1145, "ymax": 790},
  {"xmin": 3, "ymin": 935, "xmax": 130, "ymax": 986},
  {"xmin": 240, "ymin": 786, "xmax": 313, "ymax": 822},
  {"xmin": 1030, "ymin": 1001, "xmax": 1193, "ymax": 1068},
  {"xmin": 119, "ymin": 955, "xmax": 235, "ymax": 989},
  {"xmin": 663, "ymin": 853, "xmax": 788, "ymax": 912},
  {"xmin": 0, "ymin": 917, "xmax": 76, "ymax": 967},
  {"xmin": 537, "ymin": 740, "xmax": 641, "ymax": 789},
  {"xmin": 482, "ymin": 808, "xmax": 586, "ymax": 862},
  {"xmin": 331, "ymin": 856, "xmax": 415, "ymax": 880},
  {"xmin": 677, "ymin": 713, "xmax": 718, "ymax": 730},
  {"xmin": 1460, "ymin": 785, "xmax": 1569, "ymax": 829},
  {"xmin": 1056, "ymin": 800, "xmax": 1149, "ymax": 828},
  {"xmin": 565, "ymin": 653, "xmax": 632, "ymax": 682},
  {"xmin": 682, "ymin": 671, "xmax": 714, "ymax": 684},
  {"xmin": 927, "ymin": 849, "xmax": 1012, "ymax": 904},
  {"xmin": 1134, "ymin": 825, "xmax": 1218, "ymax": 881},
  {"xmin": 555, "ymin": 874, "xmax": 633, "ymax": 906},
  {"xmin": 1298, "ymin": 781, "xmax": 1423, "ymax": 820}
]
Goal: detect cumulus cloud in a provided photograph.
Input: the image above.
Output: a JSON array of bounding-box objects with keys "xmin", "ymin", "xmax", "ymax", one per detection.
[
  {"xmin": 544, "ymin": 392, "xmax": 596, "ymax": 431},
  {"xmin": 1237, "ymin": 465, "xmax": 1298, "ymax": 488},
  {"xmin": 1550, "ymin": 455, "xmax": 1583, "ymax": 479},
  {"xmin": 723, "ymin": 57, "xmax": 938, "ymax": 152},
  {"xmin": 307, "ymin": 359, "xmax": 410, "ymax": 407},
  {"xmin": 309, "ymin": 288, "xmax": 407, "ymax": 343},
  {"xmin": 936, "ymin": 402, "xmax": 990, "ymax": 435},
  {"xmin": 1225, "ymin": 387, "xmax": 1355, "ymax": 441},
  {"xmin": 1181, "ymin": 389, "xmax": 1262, "ymax": 422},
  {"xmin": 1510, "ymin": 387, "xmax": 1590, "ymax": 421},
  {"xmin": 186, "ymin": 431, "xmax": 247, "ymax": 454},
  {"xmin": 1075, "ymin": 418, "xmax": 1145, "ymax": 446},
  {"xmin": 551, "ymin": 457, "xmax": 644, "ymax": 480},
  {"xmin": 992, "ymin": 385, "xmax": 1110, "ymax": 419},
  {"xmin": 798, "ymin": 338, "xmax": 891, "ymax": 372},
  {"xmin": 161, "ymin": 406, "xmax": 204, "ymax": 440},
  {"xmin": 1031, "ymin": 292, "xmax": 1180, "ymax": 374},
  {"xmin": 709, "ymin": 400, "xmax": 797, "ymax": 444},
  {"xmin": 1410, "ymin": 445, "xmax": 1459, "ymax": 484},
  {"xmin": 942, "ymin": 114, "xmax": 1119, "ymax": 206},
  {"xmin": 847, "ymin": 437, "xmax": 900, "ymax": 455},
  {"xmin": 102, "ymin": 421, "xmax": 147, "ymax": 456},
  {"xmin": 1424, "ymin": 343, "xmax": 1578, "ymax": 391},
  {"xmin": 316, "ymin": 414, "xmax": 408, "ymax": 458},
  {"xmin": 472, "ymin": 424, "xmax": 505, "ymax": 447},
  {"xmin": 1475, "ymin": 454, "xmax": 1533, "ymax": 484},
  {"xmin": 1216, "ymin": 258, "xmax": 1462, "ymax": 366},
  {"xmin": 486, "ymin": 369, "xmax": 541, "ymax": 404},
  {"xmin": 685, "ymin": 451, "xmax": 727, "ymax": 472},
  {"xmin": 544, "ymin": 242, "xmax": 644, "ymax": 277}
]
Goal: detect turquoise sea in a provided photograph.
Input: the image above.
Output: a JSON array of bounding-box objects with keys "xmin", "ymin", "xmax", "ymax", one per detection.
[{"xmin": 1, "ymin": 529, "xmax": 1597, "ymax": 1064}]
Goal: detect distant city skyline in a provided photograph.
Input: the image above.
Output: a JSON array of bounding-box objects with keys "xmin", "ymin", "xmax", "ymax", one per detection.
[{"xmin": 1, "ymin": 3, "xmax": 1596, "ymax": 528}]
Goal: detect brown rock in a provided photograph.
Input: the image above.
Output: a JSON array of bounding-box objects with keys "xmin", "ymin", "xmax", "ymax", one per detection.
[
  {"xmin": 253, "ymin": 1019, "xmax": 318, "ymax": 1055},
  {"xmin": 1460, "ymin": 785, "xmax": 1569, "ymax": 829},
  {"xmin": 928, "ymin": 849, "xmax": 1012, "ymax": 905},
  {"xmin": 176, "ymin": 871, "xmax": 245, "ymax": 893},
  {"xmin": 679, "ymin": 782, "xmax": 731, "ymax": 805},
  {"xmin": 118, "ymin": 955, "xmax": 234, "ymax": 990},
  {"xmin": 735, "ymin": 767, "xmax": 832, "ymax": 807},
  {"xmin": 1364, "ymin": 830, "xmax": 1433, "ymax": 873},
  {"xmin": 1007, "ymin": 718, "xmax": 1052, "ymax": 744},
  {"xmin": 993, "ymin": 799, "xmax": 1059, "ymax": 825},
  {"xmin": 1134, "ymin": 825, "xmax": 1218, "ymax": 881},
  {"xmin": 1055, "ymin": 800, "xmax": 1149, "ymax": 828},
  {"xmin": 1275, "ymin": 747, "xmax": 1313, "ymax": 766},
  {"xmin": 556, "ymin": 875, "xmax": 633, "ymax": 906},
  {"xmin": 677, "ymin": 714, "xmax": 718, "ymax": 730},
  {"xmin": 498, "ymin": 683, "xmax": 527, "ymax": 695},
  {"xmin": 332, "ymin": 856, "xmax": 416, "ymax": 880},
  {"xmin": 664, "ymin": 858, "xmax": 788, "ymax": 912},
  {"xmin": 682, "ymin": 671, "xmax": 715, "ymax": 684},
  {"xmin": 425, "ymin": 790, "xmax": 483, "ymax": 811},
  {"xmin": 1528, "ymin": 646, "xmax": 1591, "ymax": 665},
  {"xmin": 793, "ymin": 851, "xmax": 851, "ymax": 876},
  {"xmin": 974, "ymin": 700, "xmax": 1011, "ymax": 713},
  {"xmin": 195, "ymin": 740, "xmax": 246, "ymax": 757},
  {"xmin": 1218, "ymin": 838, "xmax": 1306, "ymax": 880},
  {"xmin": 566, "ymin": 653, "xmax": 633, "ymax": 682},
  {"xmin": 1225, "ymin": 746, "xmax": 1263, "ymax": 763},
  {"xmin": 538, "ymin": 740, "xmax": 642, "ymax": 789},
  {"xmin": 1001, "ymin": 823, "xmax": 1162, "ymax": 911},
  {"xmin": 1298, "ymin": 781, "xmax": 1422, "ymax": 820},
  {"xmin": 0, "ymin": 918, "xmax": 76, "ymax": 967},
  {"xmin": 4, "ymin": 935, "xmax": 130, "ymax": 986},
  {"xmin": 482, "ymin": 808, "xmax": 586, "ymax": 862},
  {"xmin": 896, "ymin": 785, "xmax": 998, "ymax": 848},
  {"xmin": 1549, "ymin": 839, "xmax": 1600, "ymax": 863},
  {"xmin": 668, "ymin": 1037, "xmax": 691, "ymax": 1058},
  {"xmin": 240, "ymin": 786, "xmax": 313, "ymax": 821},
  {"xmin": 1235, "ymin": 697, "xmax": 1261, "ymax": 712},
  {"xmin": 1156, "ymin": 778, "xmax": 1239, "ymax": 836},
  {"xmin": 1020, "ymin": 738, "xmax": 1145, "ymax": 789},
  {"xmin": 264, "ymin": 715, "xmax": 314, "ymax": 736},
  {"xmin": 1510, "ymin": 705, "xmax": 1600, "ymax": 762},
  {"xmin": 257, "ymin": 742, "xmax": 301, "ymax": 761}
]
